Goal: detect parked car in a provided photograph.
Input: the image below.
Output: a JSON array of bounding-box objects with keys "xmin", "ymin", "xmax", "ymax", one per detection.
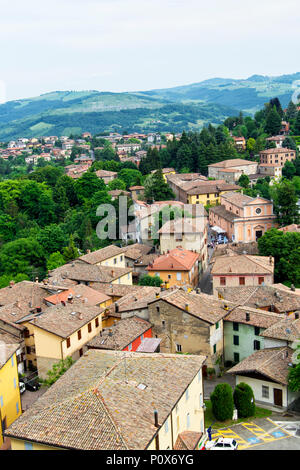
[
  {"xmin": 25, "ymin": 380, "xmax": 40, "ymax": 392},
  {"xmin": 206, "ymin": 438, "xmax": 238, "ymax": 450},
  {"xmin": 19, "ymin": 381, "xmax": 26, "ymax": 394}
]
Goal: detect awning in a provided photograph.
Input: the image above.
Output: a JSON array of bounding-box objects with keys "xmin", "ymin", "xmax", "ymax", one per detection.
[{"xmin": 210, "ymin": 226, "xmax": 226, "ymax": 234}]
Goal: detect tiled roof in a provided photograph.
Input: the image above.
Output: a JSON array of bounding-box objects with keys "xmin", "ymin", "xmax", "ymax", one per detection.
[
  {"xmin": 158, "ymin": 217, "xmax": 205, "ymax": 235},
  {"xmin": 209, "ymin": 204, "xmax": 238, "ymax": 222},
  {"xmin": 217, "ymin": 285, "xmax": 300, "ymax": 313},
  {"xmin": 186, "ymin": 183, "xmax": 240, "ymax": 196},
  {"xmin": 5, "ymin": 350, "xmax": 206, "ymax": 450},
  {"xmin": 209, "ymin": 159, "xmax": 256, "ymax": 168},
  {"xmin": 174, "ymin": 431, "xmax": 203, "ymax": 450},
  {"xmin": 211, "ymin": 254, "xmax": 274, "ymax": 275},
  {"xmin": 30, "ymin": 300, "xmax": 104, "ymax": 338},
  {"xmin": 91, "ymin": 283, "xmax": 160, "ymax": 299},
  {"xmin": 260, "ymin": 147, "xmax": 295, "ymax": 154},
  {"xmin": 0, "ymin": 331, "xmax": 20, "ymax": 368},
  {"xmin": 150, "ymin": 289, "xmax": 233, "ymax": 324},
  {"xmin": 260, "ymin": 317, "xmax": 300, "ymax": 341},
  {"xmin": 224, "ymin": 306, "xmax": 283, "ymax": 328},
  {"xmin": 221, "ymin": 191, "xmax": 255, "ymax": 206},
  {"xmin": 227, "ymin": 347, "xmax": 293, "ymax": 385},
  {"xmin": 49, "ymin": 262, "xmax": 132, "ymax": 284},
  {"xmin": 122, "ymin": 243, "xmax": 152, "ymax": 260},
  {"xmin": 0, "ymin": 281, "xmax": 49, "ymax": 309},
  {"xmin": 87, "ymin": 317, "xmax": 151, "ymax": 350},
  {"xmin": 78, "ymin": 245, "xmax": 126, "ymax": 265},
  {"xmin": 147, "ymin": 248, "xmax": 199, "ymax": 272}
]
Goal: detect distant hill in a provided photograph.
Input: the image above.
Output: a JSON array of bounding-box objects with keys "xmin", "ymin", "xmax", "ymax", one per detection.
[{"xmin": 0, "ymin": 73, "xmax": 299, "ymax": 140}]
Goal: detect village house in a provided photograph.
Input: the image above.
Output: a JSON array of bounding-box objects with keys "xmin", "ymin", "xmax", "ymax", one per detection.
[
  {"xmin": 147, "ymin": 247, "xmax": 200, "ymax": 288},
  {"xmin": 165, "ymin": 173, "xmax": 207, "ymax": 202},
  {"xmin": 211, "ymin": 253, "xmax": 274, "ymax": 294},
  {"xmin": 95, "ymin": 169, "xmax": 117, "ymax": 184},
  {"xmin": 77, "ymin": 245, "xmax": 127, "ymax": 268},
  {"xmin": 151, "ymin": 168, "xmax": 176, "ymax": 182},
  {"xmin": 184, "ymin": 180, "xmax": 241, "ymax": 206},
  {"xmin": 87, "ymin": 316, "xmax": 156, "ymax": 352},
  {"xmin": 278, "ymin": 223, "xmax": 300, "ymax": 233},
  {"xmin": 158, "ymin": 215, "xmax": 208, "ymax": 272},
  {"xmin": 260, "ymin": 314, "xmax": 300, "ymax": 349},
  {"xmin": 129, "ymin": 185, "xmax": 145, "ymax": 200},
  {"xmin": 148, "ymin": 289, "xmax": 232, "ymax": 371},
  {"xmin": 223, "ymin": 306, "xmax": 283, "ymax": 366},
  {"xmin": 228, "ymin": 346, "xmax": 298, "ymax": 409},
  {"xmin": 259, "ymin": 147, "xmax": 296, "ymax": 166},
  {"xmin": 209, "ymin": 192, "xmax": 276, "ymax": 243},
  {"xmin": 232, "ymin": 136, "xmax": 246, "ymax": 151},
  {"xmin": 5, "ymin": 349, "xmax": 206, "ymax": 450},
  {"xmin": 108, "ymin": 189, "xmax": 130, "ymax": 201},
  {"xmin": 265, "ymin": 135, "xmax": 286, "ymax": 148},
  {"xmin": 29, "ymin": 299, "xmax": 105, "ymax": 379},
  {"xmin": 208, "ymin": 159, "xmax": 258, "ymax": 183},
  {"xmin": 116, "ymin": 143, "xmax": 141, "ymax": 153},
  {"xmin": 0, "ymin": 337, "xmax": 22, "ymax": 448},
  {"xmin": 43, "ymin": 284, "xmax": 112, "ymax": 309}
]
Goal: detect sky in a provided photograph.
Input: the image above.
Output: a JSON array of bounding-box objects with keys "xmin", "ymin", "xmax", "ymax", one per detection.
[{"xmin": 0, "ymin": 0, "xmax": 299, "ymax": 102}]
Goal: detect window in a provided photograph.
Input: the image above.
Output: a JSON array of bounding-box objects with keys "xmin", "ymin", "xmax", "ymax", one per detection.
[
  {"xmin": 156, "ymin": 306, "xmax": 160, "ymax": 313},
  {"xmin": 128, "ymin": 343, "xmax": 132, "ymax": 351},
  {"xmin": 162, "ymin": 319, "xmax": 165, "ymax": 328},
  {"xmin": 220, "ymin": 277, "xmax": 226, "ymax": 286},
  {"xmin": 233, "ymin": 335, "xmax": 239, "ymax": 346},
  {"xmin": 25, "ymin": 442, "xmax": 33, "ymax": 450},
  {"xmin": 16, "ymin": 402, "xmax": 19, "ymax": 414},
  {"xmin": 254, "ymin": 340, "xmax": 260, "ymax": 350},
  {"xmin": 95, "ymin": 317, "xmax": 99, "ymax": 328},
  {"xmin": 88, "ymin": 323, "xmax": 92, "ymax": 333},
  {"xmin": 199, "ymin": 393, "xmax": 203, "ymax": 407},
  {"xmin": 11, "ymin": 355, "xmax": 14, "ymax": 367},
  {"xmin": 141, "ymin": 334, "xmax": 144, "ymax": 341},
  {"xmin": 164, "ymin": 420, "xmax": 169, "ymax": 433},
  {"xmin": 168, "ymin": 274, "xmax": 172, "ymax": 279},
  {"xmin": 234, "ymin": 352, "xmax": 239, "ymax": 363},
  {"xmin": 176, "ymin": 343, "xmax": 182, "ymax": 352},
  {"xmin": 213, "ymin": 344, "xmax": 216, "ymax": 354},
  {"xmin": 185, "ymin": 389, "xmax": 189, "ymax": 401},
  {"xmin": 239, "ymin": 277, "xmax": 245, "ymax": 285},
  {"xmin": 215, "ymin": 322, "xmax": 219, "ymax": 330},
  {"xmin": 262, "ymin": 385, "xmax": 269, "ymax": 398},
  {"xmin": 198, "ymin": 371, "xmax": 201, "ymax": 383},
  {"xmin": 186, "ymin": 413, "xmax": 190, "ymax": 429},
  {"xmin": 77, "ymin": 330, "xmax": 82, "ymax": 340},
  {"xmin": 114, "ymin": 258, "xmax": 117, "ymax": 264},
  {"xmin": 176, "ymin": 272, "xmax": 182, "ymax": 281},
  {"xmin": 233, "ymin": 322, "xmax": 239, "ymax": 331},
  {"xmin": 13, "ymin": 377, "xmax": 16, "ymax": 389},
  {"xmin": 0, "ymin": 395, "xmax": 3, "ymax": 407},
  {"xmin": 255, "ymin": 208, "xmax": 262, "ymax": 215},
  {"xmin": 66, "ymin": 337, "xmax": 71, "ymax": 348},
  {"xmin": 120, "ymin": 256, "xmax": 123, "ymax": 262},
  {"xmin": 258, "ymin": 277, "xmax": 264, "ymax": 285},
  {"xmin": 26, "ymin": 346, "xmax": 31, "ymax": 355},
  {"xmin": 254, "ymin": 326, "xmax": 260, "ymax": 336}
]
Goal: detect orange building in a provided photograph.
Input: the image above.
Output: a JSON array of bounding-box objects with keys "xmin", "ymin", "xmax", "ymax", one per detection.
[{"xmin": 147, "ymin": 247, "xmax": 199, "ymax": 288}]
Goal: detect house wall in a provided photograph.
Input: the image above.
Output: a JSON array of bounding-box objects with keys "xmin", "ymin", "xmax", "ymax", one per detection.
[
  {"xmin": 0, "ymin": 353, "xmax": 22, "ymax": 447},
  {"xmin": 224, "ymin": 321, "xmax": 265, "ymax": 365},
  {"xmin": 148, "ymin": 266, "xmax": 198, "ymax": 288},
  {"xmin": 99, "ymin": 254, "xmax": 126, "ymax": 268},
  {"xmin": 122, "ymin": 328, "xmax": 152, "ymax": 352},
  {"xmin": 10, "ymin": 438, "xmax": 60, "ymax": 450},
  {"xmin": 212, "ymin": 273, "xmax": 273, "ymax": 295},
  {"xmin": 147, "ymin": 368, "xmax": 205, "ymax": 450},
  {"xmin": 148, "ymin": 300, "xmax": 223, "ymax": 368}
]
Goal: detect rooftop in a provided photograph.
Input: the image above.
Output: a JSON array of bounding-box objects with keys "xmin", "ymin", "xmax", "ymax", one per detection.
[
  {"xmin": 227, "ymin": 346, "xmax": 293, "ymax": 385},
  {"xmin": 49, "ymin": 262, "xmax": 132, "ymax": 284},
  {"xmin": 5, "ymin": 349, "xmax": 205, "ymax": 450},
  {"xmin": 260, "ymin": 316, "xmax": 300, "ymax": 342},
  {"xmin": 209, "ymin": 159, "xmax": 256, "ymax": 168},
  {"xmin": 0, "ymin": 331, "xmax": 20, "ymax": 368},
  {"xmin": 211, "ymin": 254, "xmax": 274, "ymax": 275},
  {"xmin": 147, "ymin": 248, "xmax": 199, "ymax": 272},
  {"xmin": 78, "ymin": 245, "xmax": 126, "ymax": 265},
  {"xmin": 43, "ymin": 285, "xmax": 111, "ymax": 307}
]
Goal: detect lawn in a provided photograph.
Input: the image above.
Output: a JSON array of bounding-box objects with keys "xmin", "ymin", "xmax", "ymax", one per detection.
[{"xmin": 204, "ymin": 400, "xmax": 272, "ymax": 429}]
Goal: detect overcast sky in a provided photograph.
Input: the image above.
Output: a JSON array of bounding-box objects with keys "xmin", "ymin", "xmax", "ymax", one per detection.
[{"xmin": 0, "ymin": 0, "xmax": 299, "ymax": 102}]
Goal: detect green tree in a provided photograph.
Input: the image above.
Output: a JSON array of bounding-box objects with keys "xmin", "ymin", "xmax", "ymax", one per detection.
[
  {"xmin": 40, "ymin": 357, "xmax": 74, "ymax": 386},
  {"xmin": 238, "ymin": 174, "xmax": 250, "ymax": 188},
  {"xmin": 265, "ymin": 106, "xmax": 282, "ymax": 136},
  {"xmin": 233, "ymin": 383, "xmax": 255, "ymax": 418},
  {"xmin": 282, "ymin": 161, "xmax": 296, "ymax": 180},
  {"xmin": 36, "ymin": 225, "xmax": 67, "ymax": 255},
  {"xmin": 210, "ymin": 383, "xmax": 234, "ymax": 421},
  {"xmin": 63, "ymin": 235, "xmax": 80, "ymax": 262},
  {"xmin": 74, "ymin": 172, "xmax": 106, "ymax": 201},
  {"xmin": 46, "ymin": 251, "xmax": 66, "ymax": 271},
  {"xmin": 138, "ymin": 275, "xmax": 163, "ymax": 287},
  {"xmin": 288, "ymin": 344, "xmax": 300, "ymax": 392},
  {"xmin": 144, "ymin": 169, "xmax": 175, "ymax": 202}
]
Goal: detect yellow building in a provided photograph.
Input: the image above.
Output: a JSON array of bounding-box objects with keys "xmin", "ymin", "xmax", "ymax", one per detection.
[
  {"xmin": 186, "ymin": 181, "xmax": 241, "ymax": 207},
  {"xmin": 5, "ymin": 350, "xmax": 206, "ymax": 451},
  {"xmin": 78, "ymin": 245, "xmax": 127, "ymax": 268},
  {"xmin": 0, "ymin": 334, "xmax": 22, "ymax": 447},
  {"xmin": 29, "ymin": 300, "xmax": 105, "ymax": 379},
  {"xmin": 151, "ymin": 168, "xmax": 176, "ymax": 182}
]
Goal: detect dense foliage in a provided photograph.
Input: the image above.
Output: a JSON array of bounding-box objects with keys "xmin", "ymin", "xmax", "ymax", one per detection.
[
  {"xmin": 210, "ymin": 383, "xmax": 234, "ymax": 421},
  {"xmin": 233, "ymin": 382, "xmax": 255, "ymax": 418}
]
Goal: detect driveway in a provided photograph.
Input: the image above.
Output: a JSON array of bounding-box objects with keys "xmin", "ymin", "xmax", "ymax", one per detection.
[{"xmin": 21, "ymin": 386, "xmax": 47, "ymax": 412}]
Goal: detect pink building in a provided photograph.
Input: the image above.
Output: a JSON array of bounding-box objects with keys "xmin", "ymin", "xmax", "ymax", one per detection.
[{"xmin": 209, "ymin": 192, "xmax": 277, "ymax": 243}]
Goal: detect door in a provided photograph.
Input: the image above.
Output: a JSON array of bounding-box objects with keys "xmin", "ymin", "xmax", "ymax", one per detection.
[
  {"xmin": 273, "ymin": 388, "xmax": 283, "ymax": 407},
  {"xmin": 255, "ymin": 230, "xmax": 263, "ymax": 241}
]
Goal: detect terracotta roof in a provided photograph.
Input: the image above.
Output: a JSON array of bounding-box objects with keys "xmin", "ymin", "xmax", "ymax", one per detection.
[
  {"xmin": 87, "ymin": 317, "xmax": 151, "ymax": 350},
  {"xmin": 0, "ymin": 281, "xmax": 49, "ymax": 309},
  {"xmin": 44, "ymin": 285, "xmax": 111, "ymax": 307},
  {"xmin": 147, "ymin": 248, "xmax": 199, "ymax": 272},
  {"xmin": 174, "ymin": 431, "xmax": 203, "ymax": 450},
  {"xmin": 187, "ymin": 182, "xmax": 241, "ymax": 196},
  {"xmin": 78, "ymin": 245, "xmax": 126, "ymax": 265},
  {"xmin": 150, "ymin": 289, "xmax": 233, "ymax": 324},
  {"xmin": 134, "ymin": 253, "xmax": 159, "ymax": 267},
  {"xmin": 91, "ymin": 283, "xmax": 160, "ymax": 299},
  {"xmin": 122, "ymin": 243, "xmax": 152, "ymax": 260},
  {"xmin": 209, "ymin": 159, "xmax": 256, "ymax": 168},
  {"xmin": 0, "ymin": 331, "xmax": 20, "ymax": 368},
  {"xmin": 221, "ymin": 191, "xmax": 256, "ymax": 206},
  {"xmin": 278, "ymin": 224, "xmax": 300, "ymax": 233},
  {"xmin": 260, "ymin": 148, "xmax": 295, "ymax": 154},
  {"xmin": 211, "ymin": 254, "xmax": 274, "ymax": 275},
  {"xmin": 209, "ymin": 204, "xmax": 238, "ymax": 222},
  {"xmin": 217, "ymin": 285, "xmax": 300, "ymax": 313},
  {"xmin": 227, "ymin": 347, "xmax": 293, "ymax": 385},
  {"xmin": 30, "ymin": 300, "xmax": 104, "ymax": 338},
  {"xmin": 260, "ymin": 316, "xmax": 300, "ymax": 341},
  {"xmin": 95, "ymin": 170, "xmax": 117, "ymax": 177},
  {"xmin": 5, "ymin": 350, "xmax": 206, "ymax": 450}
]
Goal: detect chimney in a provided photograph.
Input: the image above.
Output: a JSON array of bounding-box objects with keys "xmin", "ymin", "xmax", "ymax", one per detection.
[
  {"xmin": 269, "ymin": 256, "xmax": 273, "ymax": 265},
  {"xmin": 291, "ymin": 284, "xmax": 296, "ymax": 292},
  {"xmin": 67, "ymin": 294, "xmax": 73, "ymax": 304},
  {"xmin": 246, "ymin": 312, "xmax": 250, "ymax": 321},
  {"xmin": 185, "ymin": 303, "xmax": 189, "ymax": 311},
  {"xmin": 35, "ymin": 277, "xmax": 39, "ymax": 283},
  {"xmin": 87, "ymin": 249, "xmax": 91, "ymax": 254},
  {"xmin": 154, "ymin": 410, "xmax": 160, "ymax": 451},
  {"xmin": 78, "ymin": 313, "xmax": 83, "ymax": 320},
  {"xmin": 9, "ymin": 280, "xmax": 15, "ymax": 288},
  {"xmin": 111, "ymin": 270, "xmax": 114, "ymax": 277},
  {"xmin": 156, "ymin": 292, "xmax": 160, "ymax": 299},
  {"xmin": 295, "ymin": 312, "xmax": 299, "ymax": 320}
]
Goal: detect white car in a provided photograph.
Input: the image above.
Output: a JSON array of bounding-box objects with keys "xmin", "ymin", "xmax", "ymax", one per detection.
[
  {"xmin": 19, "ymin": 381, "xmax": 26, "ymax": 394},
  {"xmin": 206, "ymin": 437, "xmax": 238, "ymax": 450}
]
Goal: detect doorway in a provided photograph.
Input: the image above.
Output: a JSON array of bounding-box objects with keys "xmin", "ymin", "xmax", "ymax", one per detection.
[
  {"xmin": 255, "ymin": 230, "xmax": 263, "ymax": 241},
  {"xmin": 273, "ymin": 388, "xmax": 283, "ymax": 407}
]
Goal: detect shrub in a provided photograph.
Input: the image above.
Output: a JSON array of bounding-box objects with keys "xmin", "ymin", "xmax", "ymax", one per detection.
[
  {"xmin": 210, "ymin": 383, "xmax": 234, "ymax": 421},
  {"xmin": 233, "ymin": 382, "xmax": 255, "ymax": 418}
]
